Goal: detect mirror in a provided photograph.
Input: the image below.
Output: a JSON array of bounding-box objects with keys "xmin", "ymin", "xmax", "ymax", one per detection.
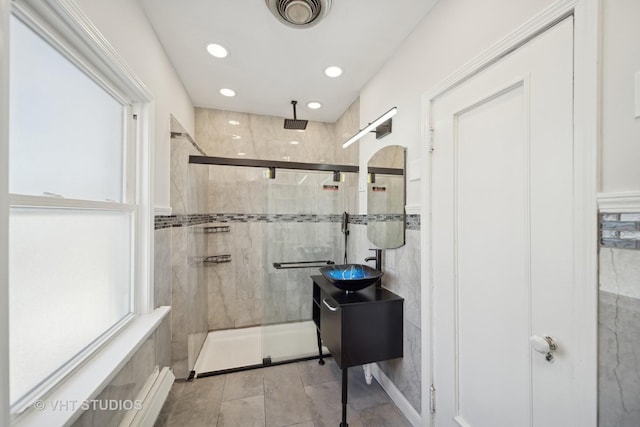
[{"xmin": 367, "ymin": 145, "xmax": 406, "ymax": 249}]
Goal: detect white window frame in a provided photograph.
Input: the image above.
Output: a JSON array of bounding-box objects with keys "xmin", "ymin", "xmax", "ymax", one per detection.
[
  {"xmin": 1, "ymin": 1, "xmax": 11, "ymax": 427},
  {"xmin": 7, "ymin": 0, "xmax": 157, "ymax": 424}
]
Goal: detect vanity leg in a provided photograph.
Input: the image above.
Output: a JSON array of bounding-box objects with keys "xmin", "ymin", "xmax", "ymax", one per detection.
[
  {"xmin": 340, "ymin": 368, "xmax": 348, "ymax": 427},
  {"xmin": 316, "ymin": 329, "xmax": 325, "ymax": 365}
]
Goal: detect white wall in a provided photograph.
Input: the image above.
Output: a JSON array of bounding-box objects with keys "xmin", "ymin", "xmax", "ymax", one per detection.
[
  {"xmin": 0, "ymin": 0, "xmax": 10, "ymax": 423},
  {"xmin": 73, "ymin": 0, "xmax": 195, "ymax": 209},
  {"xmin": 357, "ymin": 0, "xmax": 557, "ymax": 211},
  {"xmin": 601, "ymin": 0, "xmax": 640, "ymax": 193},
  {"xmin": 359, "ymin": 0, "xmax": 640, "ymax": 201}
]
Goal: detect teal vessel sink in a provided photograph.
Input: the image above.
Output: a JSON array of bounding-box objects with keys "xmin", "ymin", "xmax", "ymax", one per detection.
[{"xmin": 319, "ymin": 264, "xmax": 383, "ymax": 292}]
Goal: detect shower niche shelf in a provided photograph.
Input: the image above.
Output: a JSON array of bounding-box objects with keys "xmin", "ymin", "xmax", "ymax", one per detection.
[
  {"xmin": 199, "ymin": 225, "xmax": 230, "ymax": 233},
  {"xmin": 204, "ymin": 254, "xmax": 231, "ymax": 264}
]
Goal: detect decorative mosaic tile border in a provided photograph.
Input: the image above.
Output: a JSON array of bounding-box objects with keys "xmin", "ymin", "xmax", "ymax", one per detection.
[
  {"xmin": 367, "ymin": 214, "xmax": 406, "ymax": 222},
  {"xmin": 600, "ymin": 213, "xmax": 640, "ymax": 250},
  {"xmin": 348, "ymin": 214, "xmax": 368, "ymax": 226},
  {"xmin": 406, "ymin": 214, "xmax": 421, "ymax": 231},
  {"xmin": 155, "ymin": 213, "xmax": 343, "ymax": 229},
  {"xmin": 345, "ymin": 213, "xmax": 420, "ymax": 230},
  {"xmin": 155, "ymin": 213, "xmax": 421, "ymax": 230}
]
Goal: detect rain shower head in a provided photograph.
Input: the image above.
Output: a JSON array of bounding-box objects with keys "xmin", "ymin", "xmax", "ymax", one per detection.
[{"xmin": 284, "ymin": 100, "xmax": 308, "ymax": 130}]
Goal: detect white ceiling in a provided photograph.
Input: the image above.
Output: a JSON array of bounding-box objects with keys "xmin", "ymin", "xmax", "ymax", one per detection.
[{"xmin": 138, "ymin": 0, "xmax": 438, "ymax": 123}]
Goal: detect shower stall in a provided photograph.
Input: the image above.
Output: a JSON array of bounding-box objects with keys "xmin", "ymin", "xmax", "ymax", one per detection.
[{"xmin": 188, "ymin": 155, "xmax": 358, "ymax": 375}]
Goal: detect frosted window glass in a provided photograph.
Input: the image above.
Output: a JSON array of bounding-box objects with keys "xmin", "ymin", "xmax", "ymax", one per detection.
[
  {"xmin": 9, "ymin": 15, "xmax": 124, "ymax": 202},
  {"xmin": 9, "ymin": 208, "xmax": 132, "ymax": 404}
]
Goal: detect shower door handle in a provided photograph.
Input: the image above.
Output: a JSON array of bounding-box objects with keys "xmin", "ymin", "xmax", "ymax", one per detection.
[{"xmin": 322, "ymin": 299, "xmax": 338, "ymax": 312}]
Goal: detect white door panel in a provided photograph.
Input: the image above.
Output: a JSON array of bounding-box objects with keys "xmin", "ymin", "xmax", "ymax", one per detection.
[{"xmin": 431, "ymin": 17, "xmax": 574, "ymax": 427}]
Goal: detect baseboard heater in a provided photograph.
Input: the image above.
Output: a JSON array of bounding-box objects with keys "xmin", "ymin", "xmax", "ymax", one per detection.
[{"xmin": 119, "ymin": 366, "xmax": 175, "ymax": 427}]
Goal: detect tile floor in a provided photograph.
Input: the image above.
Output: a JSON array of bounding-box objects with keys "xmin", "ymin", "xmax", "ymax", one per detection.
[{"xmin": 155, "ymin": 358, "xmax": 413, "ymax": 427}]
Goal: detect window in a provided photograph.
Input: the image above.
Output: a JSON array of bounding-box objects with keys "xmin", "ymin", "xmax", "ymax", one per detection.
[
  {"xmin": 8, "ymin": 7, "xmax": 150, "ymax": 413},
  {"xmin": 9, "ymin": 15, "xmax": 126, "ymax": 202}
]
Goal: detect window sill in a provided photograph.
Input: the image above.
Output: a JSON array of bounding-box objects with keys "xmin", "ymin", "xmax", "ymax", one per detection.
[{"xmin": 12, "ymin": 306, "xmax": 171, "ymax": 427}]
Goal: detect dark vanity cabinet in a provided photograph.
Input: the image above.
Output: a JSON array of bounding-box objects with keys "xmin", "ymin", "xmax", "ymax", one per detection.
[
  {"xmin": 312, "ymin": 275, "xmax": 403, "ymax": 368},
  {"xmin": 311, "ymin": 275, "xmax": 403, "ymax": 426}
]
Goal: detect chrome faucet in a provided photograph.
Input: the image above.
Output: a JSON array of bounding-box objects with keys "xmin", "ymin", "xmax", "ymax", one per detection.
[{"xmin": 364, "ymin": 249, "xmax": 383, "ymax": 287}]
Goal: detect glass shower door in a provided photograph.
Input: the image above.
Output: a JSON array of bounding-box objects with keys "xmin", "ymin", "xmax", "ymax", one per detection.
[{"xmin": 260, "ymin": 169, "xmax": 353, "ymax": 364}]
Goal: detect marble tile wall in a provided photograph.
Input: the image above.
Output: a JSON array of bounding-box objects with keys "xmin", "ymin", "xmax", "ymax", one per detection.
[
  {"xmin": 347, "ymin": 224, "xmax": 422, "ymax": 413},
  {"xmin": 71, "ymin": 316, "xmax": 171, "ymax": 427},
  {"xmin": 170, "ymin": 133, "xmax": 210, "ymax": 379},
  {"xmin": 194, "ymin": 98, "xmax": 359, "ymax": 166},
  {"xmin": 334, "ymin": 98, "xmax": 360, "ymax": 166},
  {"xmin": 205, "ymin": 220, "xmax": 345, "ymax": 330},
  {"xmin": 204, "ymin": 166, "xmax": 359, "ymax": 216},
  {"xmin": 599, "ymin": 242, "xmax": 640, "ymax": 426},
  {"xmin": 194, "ymin": 101, "xmax": 359, "ymax": 334},
  {"xmin": 154, "ymin": 227, "xmax": 172, "ymax": 307}
]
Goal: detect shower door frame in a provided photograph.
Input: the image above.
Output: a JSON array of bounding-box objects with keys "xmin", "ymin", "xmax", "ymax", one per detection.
[{"xmin": 191, "ymin": 155, "xmax": 364, "ymax": 371}]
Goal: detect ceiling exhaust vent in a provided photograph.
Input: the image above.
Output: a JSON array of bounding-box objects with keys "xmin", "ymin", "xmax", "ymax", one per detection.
[{"xmin": 266, "ymin": 0, "xmax": 332, "ymax": 29}]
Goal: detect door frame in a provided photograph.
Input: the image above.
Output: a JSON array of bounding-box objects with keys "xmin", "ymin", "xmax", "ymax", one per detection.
[
  {"xmin": 419, "ymin": 0, "xmax": 600, "ymax": 426},
  {"xmin": 0, "ymin": 0, "xmax": 9, "ymax": 425}
]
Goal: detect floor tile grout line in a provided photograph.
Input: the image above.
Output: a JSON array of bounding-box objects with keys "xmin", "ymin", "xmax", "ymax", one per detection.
[
  {"xmin": 220, "ymin": 392, "xmax": 265, "ymax": 403},
  {"xmin": 263, "ymin": 377, "xmax": 267, "ymax": 427}
]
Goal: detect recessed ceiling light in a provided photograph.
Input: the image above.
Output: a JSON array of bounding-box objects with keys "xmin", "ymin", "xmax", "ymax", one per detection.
[
  {"xmin": 232, "ymin": 135, "xmax": 241, "ymax": 140},
  {"xmin": 324, "ymin": 66, "xmax": 343, "ymax": 78},
  {"xmin": 290, "ymin": 140, "xmax": 300, "ymax": 145},
  {"xmin": 237, "ymin": 152, "xmax": 246, "ymax": 156},
  {"xmin": 229, "ymin": 120, "xmax": 240, "ymax": 125},
  {"xmin": 206, "ymin": 43, "xmax": 228, "ymax": 58},
  {"xmin": 220, "ymin": 88, "xmax": 236, "ymax": 97},
  {"xmin": 307, "ymin": 101, "xmax": 322, "ymax": 110}
]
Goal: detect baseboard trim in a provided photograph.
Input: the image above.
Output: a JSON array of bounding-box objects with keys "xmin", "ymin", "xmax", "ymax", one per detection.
[
  {"xmin": 369, "ymin": 363, "xmax": 421, "ymax": 427},
  {"xmin": 119, "ymin": 366, "xmax": 175, "ymax": 427}
]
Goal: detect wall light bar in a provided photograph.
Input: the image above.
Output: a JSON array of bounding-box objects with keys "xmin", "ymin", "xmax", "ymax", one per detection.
[{"xmin": 342, "ymin": 107, "xmax": 397, "ymax": 148}]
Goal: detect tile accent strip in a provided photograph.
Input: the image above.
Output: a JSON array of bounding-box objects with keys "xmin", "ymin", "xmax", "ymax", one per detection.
[
  {"xmin": 600, "ymin": 213, "xmax": 640, "ymax": 249},
  {"xmin": 348, "ymin": 214, "xmax": 368, "ymax": 226},
  {"xmin": 155, "ymin": 213, "xmax": 343, "ymax": 229},
  {"xmin": 155, "ymin": 213, "xmax": 422, "ymax": 230},
  {"xmin": 406, "ymin": 214, "xmax": 421, "ymax": 231}
]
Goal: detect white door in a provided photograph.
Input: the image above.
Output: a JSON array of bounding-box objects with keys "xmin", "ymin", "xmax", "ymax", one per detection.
[{"xmin": 430, "ymin": 17, "xmax": 576, "ymax": 427}]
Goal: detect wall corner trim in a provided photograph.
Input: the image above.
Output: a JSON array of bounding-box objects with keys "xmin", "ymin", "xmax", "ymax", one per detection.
[
  {"xmin": 597, "ymin": 191, "xmax": 640, "ymax": 212},
  {"xmin": 405, "ymin": 204, "xmax": 421, "ymax": 215},
  {"xmin": 154, "ymin": 206, "xmax": 172, "ymax": 216},
  {"xmin": 369, "ymin": 363, "xmax": 422, "ymax": 427}
]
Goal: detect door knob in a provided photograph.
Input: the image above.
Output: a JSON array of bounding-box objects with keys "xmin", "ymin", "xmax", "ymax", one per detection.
[{"xmin": 529, "ymin": 335, "xmax": 558, "ymax": 363}]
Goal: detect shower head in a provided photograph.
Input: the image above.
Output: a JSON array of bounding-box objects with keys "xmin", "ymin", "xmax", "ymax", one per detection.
[{"xmin": 284, "ymin": 100, "xmax": 308, "ymax": 130}]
